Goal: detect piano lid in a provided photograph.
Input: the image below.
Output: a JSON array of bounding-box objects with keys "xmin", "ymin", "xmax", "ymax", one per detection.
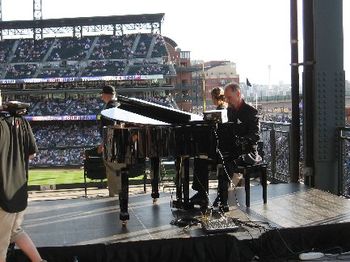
[
  {"xmin": 102, "ymin": 107, "xmax": 170, "ymax": 126},
  {"xmin": 117, "ymin": 95, "xmax": 202, "ymax": 124}
]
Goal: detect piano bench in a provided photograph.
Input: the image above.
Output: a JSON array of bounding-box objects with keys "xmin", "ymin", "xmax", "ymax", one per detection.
[{"xmin": 235, "ymin": 163, "xmax": 267, "ymax": 207}]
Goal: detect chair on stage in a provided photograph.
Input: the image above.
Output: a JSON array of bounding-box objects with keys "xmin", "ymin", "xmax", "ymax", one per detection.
[
  {"xmin": 83, "ymin": 147, "xmax": 106, "ymax": 197},
  {"xmin": 235, "ymin": 141, "xmax": 267, "ymax": 207}
]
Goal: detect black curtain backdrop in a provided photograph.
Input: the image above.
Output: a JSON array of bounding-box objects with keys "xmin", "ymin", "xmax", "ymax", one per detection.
[
  {"xmin": 9, "ymin": 235, "xmax": 255, "ymax": 262},
  {"xmin": 10, "ymin": 222, "xmax": 350, "ymax": 262},
  {"xmin": 258, "ymin": 222, "xmax": 350, "ymax": 261}
]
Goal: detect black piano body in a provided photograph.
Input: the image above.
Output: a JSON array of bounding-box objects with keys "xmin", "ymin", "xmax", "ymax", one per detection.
[{"xmin": 102, "ymin": 95, "xmax": 237, "ymax": 223}]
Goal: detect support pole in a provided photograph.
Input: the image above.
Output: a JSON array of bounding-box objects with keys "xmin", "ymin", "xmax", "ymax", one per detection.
[
  {"xmin": 33, "ymin": 0, "xmax": 43, "ymax": 39},
  {"xmin": 302, "ymin": 0, "xmax": 315, "ymax": 187},
  {"xmin": 202, "ymin": 63, "xmax": 206, "ymax": 111},
  {"xmin": 290, "ymin": 0, "xmax": 300, "ymax": 183},
  {"xmin": 312, "ymin": 0, "xmax": 344, "ymax": 192}
]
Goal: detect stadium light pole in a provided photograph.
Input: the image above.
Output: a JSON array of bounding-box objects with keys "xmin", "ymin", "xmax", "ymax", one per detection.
[
  {"xmin": 194, "ymin": 70, "xmax": 200, "ymax": 114},
  {"xmin": 0, "ymin": 0, "xmax": 2, "ymax": 40},
  {"xmin": 202, "ymin": 63, "xmax": 206, "ymax": 111}
]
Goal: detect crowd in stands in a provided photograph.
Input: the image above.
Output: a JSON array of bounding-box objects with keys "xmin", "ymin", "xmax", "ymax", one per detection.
[
  {"xmin": 49, "ymin": 37, "xmax": 93, "ymax": 61},
  {"xmin": 260, "ymin": 113, "xmax": 292, "ymax": 123},
  {"xmin": 26, "ymin": 95, "xmax": 180, "ymax": 117},
  {"xmin": 30, "ymin": 122, "xmax": 100, "ymax": 167},
  {"xmin": 143, "ymin": 95, "xmax": 178, "ymax": 109},
  {"xmin": 66, "ymin": 97, "xmax": 103, "ymax": 115},
  {"xmin": 38, "ymin": 64, "xmax": 81, "ymax": 78},
  {"xmin": 31, "ymin": 149, "xmax": 85, "ymax": 167},
  {"xmin": 151, "ymin": 34, "xmax": 167, "ymax": 58},
  {"xmin": 0, "ymin": 40, "xmax": 14, "ymax": 63},
  {"xmin": 92, "ymin": 34, "xmax": 136, "ymax": 60},
  {"xmin": 28, "ymin": 97, "xmax": 104, "ymax": 116},
  {"xmin": 32, "ymin": 122, "xmax": 100, "ymax": 148},
  {"xmin": 128, "ymin": 62, "xmax": 171, "ymax": 76},
  {"xmin": 0, "ymin": 33, "xmax": 170, "ymax": 79},
  {"xmin": 82, "ymin": 60, "xmax": 126, "ymax": 77},
  {"xmin": 5, "ymin": 64, "xmax": 38, "ymax": 79},
  {"xmin": 13, "ymin": 38, "xmax": 55, "ymax": 63}
]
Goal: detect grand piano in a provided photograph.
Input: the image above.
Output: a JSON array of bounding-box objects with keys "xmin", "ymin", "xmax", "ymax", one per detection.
[{"xmin": 102, "ymin": 95, "xmax": 236, "ymax": 224}]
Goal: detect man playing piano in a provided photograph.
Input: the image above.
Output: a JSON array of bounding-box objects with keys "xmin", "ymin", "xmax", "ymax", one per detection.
[
  {"xmin": 220, "ymin": 82, "xmax": 262, "ymax": 211},
  {"xmin": 98, "ymin": 85, "xmax": 126, "ymax": 197}
]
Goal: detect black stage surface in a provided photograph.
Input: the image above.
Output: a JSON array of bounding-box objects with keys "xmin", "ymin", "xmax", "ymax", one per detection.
[{"xmin": 9, "ymin": 183, "xmax": 350, "ymax": 262}]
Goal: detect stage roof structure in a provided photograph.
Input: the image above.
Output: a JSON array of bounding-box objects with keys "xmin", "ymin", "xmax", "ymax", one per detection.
[{"xmin": 0, "ymin": 13, "xmax": 165, "ymax": 39}]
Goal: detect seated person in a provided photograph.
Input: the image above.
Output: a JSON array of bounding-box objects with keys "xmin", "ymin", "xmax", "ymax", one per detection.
[{"xmin": 215, "ymin": 82, "xmax": 261, "ymax": 212}]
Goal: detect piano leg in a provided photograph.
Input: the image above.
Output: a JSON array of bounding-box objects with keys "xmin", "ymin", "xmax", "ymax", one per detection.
[
  {"xmin": 150, "ymin": 157, "xmax": 160, "ymax": 203},
  {"xmin": 172, "ymin": 157, "xmax": 183, "ymax": 209},
  {"xmin": 183, "ymin": 157, "xmax": 192, "ymax": 209},
  {"xmin": 172, "ymin": 156, "xmax": 193, "ymax": 210},
  {"xmin": 119, "ymin": 167, "xmax": 129, "ymax": 225}
]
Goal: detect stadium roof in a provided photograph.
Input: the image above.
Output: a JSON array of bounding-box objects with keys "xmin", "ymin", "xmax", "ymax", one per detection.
[
  {"xmin": 0, "ymin": 13, "xmax": 165, "ymax": 30},
  {"xmin": 163, "ymin": 36, "xmax": 178, "ymax": 48}
]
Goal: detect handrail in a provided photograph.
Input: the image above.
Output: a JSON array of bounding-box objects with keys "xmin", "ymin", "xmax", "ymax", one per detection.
[{"xmin": 337, "ymin": 127, "xmax": 350, "ymax": 196}]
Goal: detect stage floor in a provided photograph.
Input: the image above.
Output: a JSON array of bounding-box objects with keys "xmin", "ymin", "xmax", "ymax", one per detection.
[{"xmin": 23, "ymin": 182, "xmax": 350, "ymax": 248}]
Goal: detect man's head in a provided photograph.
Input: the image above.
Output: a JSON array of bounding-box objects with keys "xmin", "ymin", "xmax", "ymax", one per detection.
[
  {"xmin": 224, "ymin": 82, "xmax": 242, "ymax": 109},
  {"xmin": 100, "ymin": 85, "xmax": 116, "ymax": 103}
]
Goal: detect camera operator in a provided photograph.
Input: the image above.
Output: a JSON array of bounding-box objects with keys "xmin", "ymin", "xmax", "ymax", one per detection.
[{"xmin": 0, "ymin": 101, "xmax": 46, "ymax": 262}]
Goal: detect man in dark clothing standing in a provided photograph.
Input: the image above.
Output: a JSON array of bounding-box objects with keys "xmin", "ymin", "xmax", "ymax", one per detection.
[
  {"xmin": 98, "ymin": 85, "xmax": 126, "ymax": 197},
  {"xmin": 0, "ymin": 102, "xmax": 45, "ymax": 262}
]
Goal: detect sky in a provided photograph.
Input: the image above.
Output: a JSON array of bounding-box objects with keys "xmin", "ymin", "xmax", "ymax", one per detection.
[{"xmin": 1, "ymin": 0, "xmax": 349, "ymax": 85}]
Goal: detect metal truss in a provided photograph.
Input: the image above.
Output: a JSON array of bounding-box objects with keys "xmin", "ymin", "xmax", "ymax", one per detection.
[{"xmin": 0, "ymin": 14, "xmax": 163, "ymax": 39}]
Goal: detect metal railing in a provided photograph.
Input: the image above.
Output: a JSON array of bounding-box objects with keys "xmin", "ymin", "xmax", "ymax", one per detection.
[
  {"xmin": 260, "ymin": 121, "xmax": 292, "ymax": 183},
  {"xmin": 338, "ymin": 127, "xmax": 350, "ymax": 197}
]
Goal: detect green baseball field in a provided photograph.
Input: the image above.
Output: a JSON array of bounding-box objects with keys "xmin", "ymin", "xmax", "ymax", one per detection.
[
  {"xmin": 27, "ymin": 158, "xmax": 177, "ymax": 188},
  {"xmin": 28, "ymin": 168, "xmax": 87, "ymax": 185}
]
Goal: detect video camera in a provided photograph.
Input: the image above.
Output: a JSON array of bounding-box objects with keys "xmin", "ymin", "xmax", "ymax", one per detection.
[{"xmin": 0, "ymin": 101, "xmax": 31, "ymax": 116}]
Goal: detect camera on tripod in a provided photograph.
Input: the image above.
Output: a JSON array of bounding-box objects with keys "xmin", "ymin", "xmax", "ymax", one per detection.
[{"xmin": 0, "ymin": 101, "xmax": 31, "ymax": 116}]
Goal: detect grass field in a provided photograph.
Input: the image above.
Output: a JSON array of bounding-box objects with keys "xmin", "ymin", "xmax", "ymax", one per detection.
[
  {"xmin": 28, "ymin": 168, "xmax": 86, "ymax": 186},
  {"xmin": 28, "ymin": 168, "xmax": 146, "ymax": 186}
]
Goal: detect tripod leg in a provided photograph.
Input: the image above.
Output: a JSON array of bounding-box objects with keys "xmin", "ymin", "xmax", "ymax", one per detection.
[
  {"xmin": 172, "ymin": 156, "xmax": 183, "ymax": 208},
  {"xmin": 151, "ymin": 157, "xmax": 160, "ymax": 202},
  {"xmin": 183, "ymin": 157, "xmax": 192, "ymax": 209},
  {"xmin": 119, "ymin": 168, "xmax": 129, "ymax": 225}
]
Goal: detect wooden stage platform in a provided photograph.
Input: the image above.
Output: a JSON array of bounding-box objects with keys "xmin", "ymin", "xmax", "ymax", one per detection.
[{"xmin": 9, "ymin": 183, "xmax": 350, "ymax": 262}]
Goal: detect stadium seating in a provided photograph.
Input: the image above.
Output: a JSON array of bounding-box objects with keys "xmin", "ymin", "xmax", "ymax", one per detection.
[
  {"xmin": 0, "ymin": 39, "xmax": 15, "ymax": 63},
  {"xmin": 12, "ymin": 38, "xmax": 55, "ymax": 63},
  {"xmin": 0, "ymin": 32, "xmax": 178, "ymax": 168},
  {"xmin": 0, "ymin": 33, "xmax": 171, "ymax": 80}
]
